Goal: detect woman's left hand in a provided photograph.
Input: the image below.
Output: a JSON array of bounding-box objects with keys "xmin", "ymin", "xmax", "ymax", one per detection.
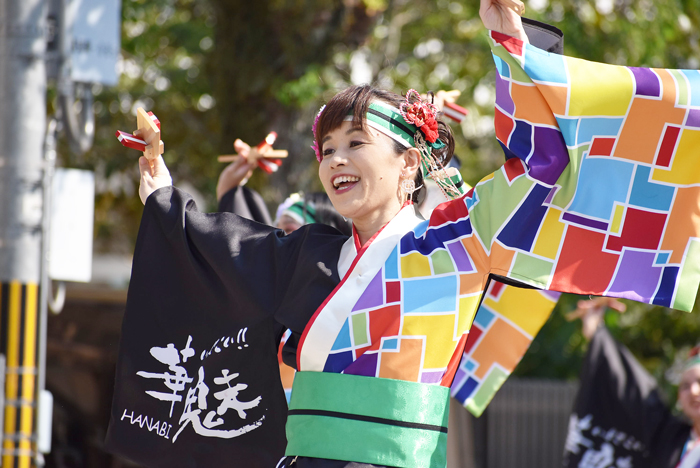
[
  {"xmin": 479, "ymin": 0, "xmax": 529, "ymax": 43},
  {"xmin": 139, "ymin": 155, "xmax": 173, "ymax": 205}
]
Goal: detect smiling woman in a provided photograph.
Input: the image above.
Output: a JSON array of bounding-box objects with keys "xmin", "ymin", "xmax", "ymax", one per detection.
[
  {"xmin": 108, "ymin": 0, "xmax": 700, "ymax": 466},
  {"xmin": 316, "ymin": 86, "xmax": 455, "ymax": 246}
]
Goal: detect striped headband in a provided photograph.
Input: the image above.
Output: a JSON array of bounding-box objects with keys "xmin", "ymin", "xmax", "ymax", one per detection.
[{"xmin": 343, "ymin": 102, "xmax": 417, "ymax": 149}]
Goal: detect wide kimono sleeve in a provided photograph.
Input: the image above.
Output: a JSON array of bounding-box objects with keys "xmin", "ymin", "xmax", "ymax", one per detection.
[
  {"xmin": 468, "ymin": 31, "xmax": 700, "ymax": 311},
  {"xmin": 563, "ymin": 326, "xmax": 689, "ymax": 468},
  {"xmin": 217, "ymin": 185, "xmax": 273, "ymax": 225},
  {"xmin": 105, "ymin": 186, "xmax": 346, "ymax": 468}
]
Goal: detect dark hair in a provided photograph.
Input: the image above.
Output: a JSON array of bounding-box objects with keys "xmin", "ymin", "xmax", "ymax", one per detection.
[
  {"xmin": 315, "ymin": 84, "xmax": 455, "ymax": 202},
  {"xmin": 303, "ymin": 192, "xmax": 352, "ymax": 236}
]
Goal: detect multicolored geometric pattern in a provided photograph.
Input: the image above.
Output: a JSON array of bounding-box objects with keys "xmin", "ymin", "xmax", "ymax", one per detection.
[
  {"xmin": 308, "ymin": 33, "xmax": 700, "ymax": 395},
  {"xmin": 485, "ymin": 31, "xmax": 700, "ymax": 311},
  {"xmin": 323, "ymin": 216, "xmax": 479, "ymax": 386},
  {"xmin": 450, "ymin": 281, "xmax": 560, "ymax": 416}
]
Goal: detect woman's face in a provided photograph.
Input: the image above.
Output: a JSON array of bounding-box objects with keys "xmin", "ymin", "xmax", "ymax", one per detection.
[
  {"xmin": 276, "ymin": 214, "xmax": 302, "ymax": 235},
  {"xmin": 678, "ymin": 365, "xmax": 700, "ymax": 423},
  {"xmin": 318, "ymin": 120, "xmax": 407, "ymax": 225}
]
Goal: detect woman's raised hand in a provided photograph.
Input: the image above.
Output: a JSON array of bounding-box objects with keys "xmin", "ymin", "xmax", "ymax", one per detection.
[
  {"xmin": 139, "ymin": 155, "xmax": 173, "ymax": 205},
  {"xmin": 566, "ymin": 297, "xmax": 627, "ymax": 341},
  {"xmin": 479, "ymin": 0, "xmax": 529, "ymax": 43},
  {"xmin": 216, "ymin": 139, "xmax": 257, "ymax": 201}
]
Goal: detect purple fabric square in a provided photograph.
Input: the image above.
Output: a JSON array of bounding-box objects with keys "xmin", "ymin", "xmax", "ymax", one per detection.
[
  {"xmin": 528, "ymin": 126, "xmax": 569, "ymax": 185},
  {"xmin": 496, "ymin": 73, "xmax": 515, "ymax": 115},
  {"xmin": 420, "ymin": 370, "xmax": 444, "ymax": 384},
  {"xmin": 630, "ymin": 67, "xmax": 661, "ymax": 97},
  {"xmin": 352, "ymin": 269, "xmax": 384, "ymax": 312},
  {"xmin": 608, "ymin": 250, "xmax": 663, "ymax": 303},
  {"xmin": 687, "ymin": 108, "xmax": 700, "ymax": 128},
  {"xmin": 343, "ymin": 352, "xmax": 379, "ymax": 377}
]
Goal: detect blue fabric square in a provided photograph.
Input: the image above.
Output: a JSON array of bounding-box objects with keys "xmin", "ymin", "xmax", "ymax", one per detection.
[
  {"xmin": 473, "ymin": 306, "xmax": 495, "ymax": 328},
  {"xmin": 385, "ymin": 246, "xmax": 399, "ymax": 280},
  {"xmin": 454, "ymin": 376, "xmax": 479, "ymax": 403},
  {"xmin": 323, "ymin": 351, "xmax": 354, "ymax": 373},
  {"xmin": 494, "ymin": 55, "xmax": 510, "ymax": 78},
  {"xmin": 556, "ymin": 117, "xmax": 578, "ymax": 147},
  {"xmin": 576, "ymin": 117, "xmax": 623, "ymax": 146},
  {"xmin": 413, "ymin": 220, "xmax": 429, "ymax": 238},
  {"xmin": 568, "ymin": 157, "xmax": 634, "ymax": 220},
  {"xmin": 682, "ymin": 70, "xmax": 700, "ymax": 107},
  {"xmin": 381, "ymin": 338, "xmax": 398, "ymax": 350},
  {"xmin": 629, "ymin": 165, "xmax": 675, "ymax": 212},
  {"xmin": 523, "ymin": 46, "xmax": 567, "ymax": 84},
  {"xmin": 404, "ymin": 275, "xmax": 458, "ymax": 313},
  {"xmin": 654, "ymin": 252, "xmax": 670, "ymax": 266},
  {"xmin": 330, "ymin": 319, "xmax": 352, "ymax": 351}
]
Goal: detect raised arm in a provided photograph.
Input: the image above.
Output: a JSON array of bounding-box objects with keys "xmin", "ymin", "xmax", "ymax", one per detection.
[
  {"xmin": 466, "ymin": 29, "xmax": 700, "ymax": 312},
  {"xmin": 216, "ymin": 138, "xmax": 256, "ymax": 202}
]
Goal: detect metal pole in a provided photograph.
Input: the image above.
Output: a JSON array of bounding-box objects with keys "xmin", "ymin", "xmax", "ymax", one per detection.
[
  {"xmin": 0, "ymin": 0, "xmax": 49, "ymax": 466},
  {"xmin": 34, "ymin": 118, "xmax": 57, "ymax": 468}
]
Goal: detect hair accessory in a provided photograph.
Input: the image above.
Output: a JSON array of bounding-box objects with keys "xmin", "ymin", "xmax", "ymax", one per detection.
[
  {"xmin": 396, "ymin": 91, "xmax": 462, "ymax": 199},
  {"xmin": 399, "ymin": 89, "xmax": 440, "ymax": 143},
  {"xmin": 311, "ymin": 105, "xmax": 326, "ymax": 163}
]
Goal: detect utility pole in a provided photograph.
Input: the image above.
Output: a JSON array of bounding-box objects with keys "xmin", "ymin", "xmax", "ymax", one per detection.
[{"xmin": 0, "ymin": 0, "xmax": 48, "ymax": 466}]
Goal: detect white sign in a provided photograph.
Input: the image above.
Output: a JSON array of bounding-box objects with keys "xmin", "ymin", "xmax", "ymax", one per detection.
[
  {"xmin": 69, "ymin": 0, "xmax": 121, "ymax": 85},
  {"xmin": 49, "ymin": 169, "xmax": 94, "ymax": 282}
]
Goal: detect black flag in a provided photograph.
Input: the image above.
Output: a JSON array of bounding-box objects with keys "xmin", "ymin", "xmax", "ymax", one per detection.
[{"xmin": 563, "ymin": 326, "xmax": 690, "ymax": 468}]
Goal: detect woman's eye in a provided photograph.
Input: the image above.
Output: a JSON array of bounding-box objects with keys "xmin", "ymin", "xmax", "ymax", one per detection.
[
  {"xmin": 323, "ymin": 148, "xmax": 335, "ymax": 157},
  {"xmin": 349, "ymin": 141, "xmax": 364, "ymax": 148}
]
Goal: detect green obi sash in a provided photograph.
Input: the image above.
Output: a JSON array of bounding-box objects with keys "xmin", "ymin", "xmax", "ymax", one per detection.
[{"xmin": 285, "ymin": 371, "xmax": 450, "ymax": 468}]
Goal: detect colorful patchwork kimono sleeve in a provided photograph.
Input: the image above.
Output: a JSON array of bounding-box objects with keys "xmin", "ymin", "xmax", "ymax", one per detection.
[
  {"xmin": 470, "ymin": 31, "xmax": 700, "ymax": 312},
  {"xmin": 450, "ymin": 282, "xmax": 560, "ymax": 416}
]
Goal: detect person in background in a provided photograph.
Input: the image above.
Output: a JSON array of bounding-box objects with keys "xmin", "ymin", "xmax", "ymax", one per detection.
[
  {"xmin": 216, "ymin": 137, "xmax": 351, "ymax": 236},
  {"xmin": 564, "ymin": 297, "xmax": 700, "ymax": 468}
]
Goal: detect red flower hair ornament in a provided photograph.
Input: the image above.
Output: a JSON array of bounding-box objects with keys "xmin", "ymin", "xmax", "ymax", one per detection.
[{"xmin": 399, "ymin": 89, "xmax": 440, "ymax": 143}]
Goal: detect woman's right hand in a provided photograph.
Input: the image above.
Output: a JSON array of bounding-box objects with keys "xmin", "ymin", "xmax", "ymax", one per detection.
[
  {"xmin": 139, "ymin": 155, "xmax": 173, "ymax": 205},
  {"xmin": 479, "ymin": 0, "xmax": 529, "ymax": 43}
]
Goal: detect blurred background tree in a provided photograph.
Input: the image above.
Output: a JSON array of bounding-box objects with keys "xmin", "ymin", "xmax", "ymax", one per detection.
[{"xmin": 53, "ymin": 0, "xmax": 700, "ymax": 391}]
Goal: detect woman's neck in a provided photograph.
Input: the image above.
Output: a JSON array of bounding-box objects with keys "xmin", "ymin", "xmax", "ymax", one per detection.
[
  {"xmin": 692, "ymin": 421, "xmax": 700, "ymax": 441},
  {"xmin": 352, "ymin": 201, "xmax": 405, "ymax": 247}
]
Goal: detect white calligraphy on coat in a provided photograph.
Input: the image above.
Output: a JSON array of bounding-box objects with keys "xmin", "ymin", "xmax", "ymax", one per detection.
[{"xmin": 134, "ymin": 331, "xmax": 264, "ymax": 441}]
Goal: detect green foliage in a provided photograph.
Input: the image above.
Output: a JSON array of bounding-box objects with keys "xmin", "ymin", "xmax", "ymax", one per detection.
[{"xmin": 274, "ymin": 67, "xmax": 325, "ymax": 108}]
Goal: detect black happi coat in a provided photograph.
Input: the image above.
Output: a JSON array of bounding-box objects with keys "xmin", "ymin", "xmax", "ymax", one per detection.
[
  {"xmin": 106, "ymin": 187, "xmax": 346, "ymax": 467},
  {"xmin": 563, "ymin": 326, "xmax": 691, "ymax": 468}
]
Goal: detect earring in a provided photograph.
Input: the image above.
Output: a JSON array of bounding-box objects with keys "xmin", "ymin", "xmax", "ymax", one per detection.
[{"xmin": 401, "ymin": 178, "xmax": 417, "ymax": 195}]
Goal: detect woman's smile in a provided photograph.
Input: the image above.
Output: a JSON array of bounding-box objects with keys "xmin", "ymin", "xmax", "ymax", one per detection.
[{"xmin": 331, "ymin": 174, "xmax": 361, "ymax": 193}]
